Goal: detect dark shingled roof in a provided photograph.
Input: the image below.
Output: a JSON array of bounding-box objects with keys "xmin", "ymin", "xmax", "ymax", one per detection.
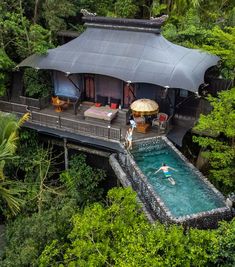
[{"xmin": 17, "ymin": 16, "xmax": 219, "ymax": 92}]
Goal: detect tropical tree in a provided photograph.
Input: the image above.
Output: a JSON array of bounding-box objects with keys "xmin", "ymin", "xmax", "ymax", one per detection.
[
  {"xmin": 59, "ymin": 154, "xmax": 105, "ymax": 207},
  {"xmin": 38, "ymin": 187, "xmax": 232, "ymax": 266},
  {"xmin": 0, "ymin": 1, "xmax": 53, "ymax": 99},
  {"xmin": 0, "ymin": 198, "xmax": 77, "ymax": 267},
  {"xmin": 0, "ymin": 112, "xmax": 29, "ymax": 216},
  {"xmin": 42, "ymin": 0, "xmax": 77, "ymax": 38},
  {"xmin": 193, "ymin": 88, "xmax": 235, "ymax": 192},
  {"xmin": 0, "ymin": 49, "xmax": 14, "ymax": 96},
  {"xmin": 23, "ymin": 68, "xmax": 52, "ymax": 98},
  {"xmin": 114, "ymin": 0, "xmax": 139, "ymax": 18},
  {"xmin": 1, "ymin": 186, "xmax": 234, "ymax": 266},
  {"xmin": 21, "ymin": 146, "xmax": 63, "ymax": 215},
  {"xmin": 215, "ymin": 219, "xmax": 235, "ymax": 266},
  {"xmin": 2, "ymin": 10, "xmax": 52, "ymax": 59},
  {"xmin": 163, "ymin": 7, "xmax": 235, "ymax": 79},
  {"xmin": 7, "ymin": 132, "xmax": 64, "ymax": 215}
]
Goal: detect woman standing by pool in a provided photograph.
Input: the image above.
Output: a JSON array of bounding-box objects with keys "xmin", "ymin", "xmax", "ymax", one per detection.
[
  {"xmin": 155, "ymin": 163, "xmax": 177, "ymax": 185},
  {"xmin": 125, "ymin": 127, "xmax": 133, "ymax": 150}
]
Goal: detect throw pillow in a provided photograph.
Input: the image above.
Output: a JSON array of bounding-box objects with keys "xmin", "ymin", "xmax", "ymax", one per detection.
[
  {"xmin": 95, "ymin": 102, "xmax": 102, "ymax": 107},
  {"xmin": 110, "ymin": 103, "xmax": 118, "ymax": 109}
]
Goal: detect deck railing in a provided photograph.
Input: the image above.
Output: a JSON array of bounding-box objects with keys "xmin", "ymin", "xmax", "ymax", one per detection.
[
  {"xmin": 0, "ymin": 100, "xmax": 121, "ymax": 141},
  {"xmin": 0, "ymin": 100, "xmax": 28, "ymax": 114},
  {"xmin": 19, "ymin": 95, "xmax": 50, "ymax": 109}
]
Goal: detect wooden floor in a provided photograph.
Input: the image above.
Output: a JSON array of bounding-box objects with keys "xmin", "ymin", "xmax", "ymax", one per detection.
[{"xmin": 38, "ymin": 103, "xmax": 163, "ymax": 141}]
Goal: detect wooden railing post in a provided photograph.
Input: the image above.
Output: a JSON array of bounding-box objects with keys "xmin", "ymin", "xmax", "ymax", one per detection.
[
  {"xmin": 108, "ymin": 125, "xmax": 111, "ymax": 139},
  {"xmin": 57, "ymin": 115, "xmax": 61, "ymax": 128}
]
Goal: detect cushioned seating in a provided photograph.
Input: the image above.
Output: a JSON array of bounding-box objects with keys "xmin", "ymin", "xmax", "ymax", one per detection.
[
  {"xmin": 84, "ymin": 106, "xmax": 118, "ymax": 122},
  {"xmin": 110, "ymin": 103, "xmax": 118, "ymax": 109},
  {"xmin": 110, "ymin": 97, "xmax": 121, "ymax": 109},
  {"xmin": 152, "ymin": 112, "xmax": 168, "ymax": 132}
]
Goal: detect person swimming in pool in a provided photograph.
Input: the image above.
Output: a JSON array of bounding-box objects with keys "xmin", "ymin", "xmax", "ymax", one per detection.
[{"xmin": 155, "ymin": 163, "xmax": 177, "ymax": 185}]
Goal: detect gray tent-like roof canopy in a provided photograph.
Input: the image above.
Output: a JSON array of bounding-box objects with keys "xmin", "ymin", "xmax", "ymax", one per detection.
[{"xmin": 17, "ymin": 16, "xmax": 219, "ymax": 93}]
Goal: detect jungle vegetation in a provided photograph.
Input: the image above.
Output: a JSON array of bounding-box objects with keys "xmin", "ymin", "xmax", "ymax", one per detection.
[{"xmin": 0, "ymin": 0, "xmax": 234, "ymax": 266}]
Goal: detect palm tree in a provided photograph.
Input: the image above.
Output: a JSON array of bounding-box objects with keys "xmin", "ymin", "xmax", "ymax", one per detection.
[{"xmin": 0, "ymin": 112, "xmax": 30, "ymax": 216}]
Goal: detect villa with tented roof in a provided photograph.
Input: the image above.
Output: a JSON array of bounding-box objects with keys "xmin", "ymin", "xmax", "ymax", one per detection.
[
  {"xmin": 0, "ymin": 15, "xmax": 233, "ymax": 228},
  {"xmin": 12, "ymin": 15, "xmax": 220, "ymax": 146}
]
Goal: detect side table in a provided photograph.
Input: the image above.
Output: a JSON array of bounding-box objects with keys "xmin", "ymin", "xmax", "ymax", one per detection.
[{"xmin": 136, "ymin": 123, "xmax": 150, "ymax": 133}]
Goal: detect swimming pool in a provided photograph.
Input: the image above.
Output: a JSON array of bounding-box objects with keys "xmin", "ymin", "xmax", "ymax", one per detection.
[
  {"xmin": 132, "ymin": 138, "xmax": 225, "ymax": 217},
  {"xmin": 113, "ymin": 137, "xmax": 232, "ymax": 227}
]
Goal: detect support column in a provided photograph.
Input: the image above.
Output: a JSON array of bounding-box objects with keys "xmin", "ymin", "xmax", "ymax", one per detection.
[{"xmin": 64, "ymin": 138, "xmax": 68, "ymax": 170}]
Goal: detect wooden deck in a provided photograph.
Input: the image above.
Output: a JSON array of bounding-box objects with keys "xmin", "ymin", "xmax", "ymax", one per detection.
[{"xmin": 0, "ymin": 99, "xmax": 164, "ymax": 144}]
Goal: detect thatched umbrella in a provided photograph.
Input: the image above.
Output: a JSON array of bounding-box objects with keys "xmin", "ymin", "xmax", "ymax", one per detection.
[{"xmin": 130, "ymin": 98, "xmax": 159, "ymax": 116}]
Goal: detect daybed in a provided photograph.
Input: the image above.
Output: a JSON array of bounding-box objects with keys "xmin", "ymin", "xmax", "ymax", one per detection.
[{"xmin": 84, "ymin": 106, "xmax": 118, "ymax": 122}]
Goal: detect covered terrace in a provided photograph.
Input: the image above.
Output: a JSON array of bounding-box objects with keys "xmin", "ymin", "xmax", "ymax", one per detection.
[{"xmin": 12, "ymin": 15, "xmax": 219, "ymax": 146}]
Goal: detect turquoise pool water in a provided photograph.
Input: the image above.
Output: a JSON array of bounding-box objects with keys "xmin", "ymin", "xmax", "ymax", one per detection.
[{"xmin": 132, "ymin": 142, "xmax": 225, "ymax": 217}]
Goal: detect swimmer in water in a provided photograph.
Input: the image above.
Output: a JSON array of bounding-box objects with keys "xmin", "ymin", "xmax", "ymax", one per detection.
[{"xmin": 155, "ymin": 163, "xmax": 177, "ymax": 185}]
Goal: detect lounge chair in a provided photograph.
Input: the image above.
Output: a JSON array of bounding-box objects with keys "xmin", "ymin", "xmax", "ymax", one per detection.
[{"xmin": 152, "ymin": 112, "xmax": 168, "ymax": 133}]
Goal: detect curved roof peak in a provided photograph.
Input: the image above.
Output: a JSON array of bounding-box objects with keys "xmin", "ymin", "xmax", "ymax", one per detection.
[{"xmin": 82, "ymin": 15, "xmax": 168, "ymax": 34}]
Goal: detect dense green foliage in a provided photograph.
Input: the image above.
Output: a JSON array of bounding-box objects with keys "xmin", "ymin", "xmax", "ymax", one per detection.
[
  {"xmin": 0, "ymin": 128, "xmax": 107, "ymax": 265},
  {"xmin": 40, "ymin": 187, "xmax": 216, "ymax": 267},
  {"xmin": 215, "ymin": 219, "xmax": 235, "ymax": 266},
  {"xmin": 163, "ymin": 8, "xmax": 235, "ymax": 78},
  {"xmin": 23, "ymin": 68, "xmax": 52, "ymax": 98},
  {"xmin": 1, "ymin": 199, "xmax": 77, "ymax": 267},
  {"xmin": 0, "ymin": 49, "xmax": 14, "ymax": 96},
  {"xmin": 40, "ymin": 188, "xmax": 235, "ymax": 266},
  {"xmin": 6, "ymin": 130, "xmax": 106, "ymax": 215},
  {"xmin": 60, "ymin": 154, "xmax": 106, "ymax": 206},
  {"xmin": 193, "ymin": 88, "xmax": 235, "ymax": 192},
  {"xmin": 1, "ymin": 5, "xmax": 52, "ymax": 59}
]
